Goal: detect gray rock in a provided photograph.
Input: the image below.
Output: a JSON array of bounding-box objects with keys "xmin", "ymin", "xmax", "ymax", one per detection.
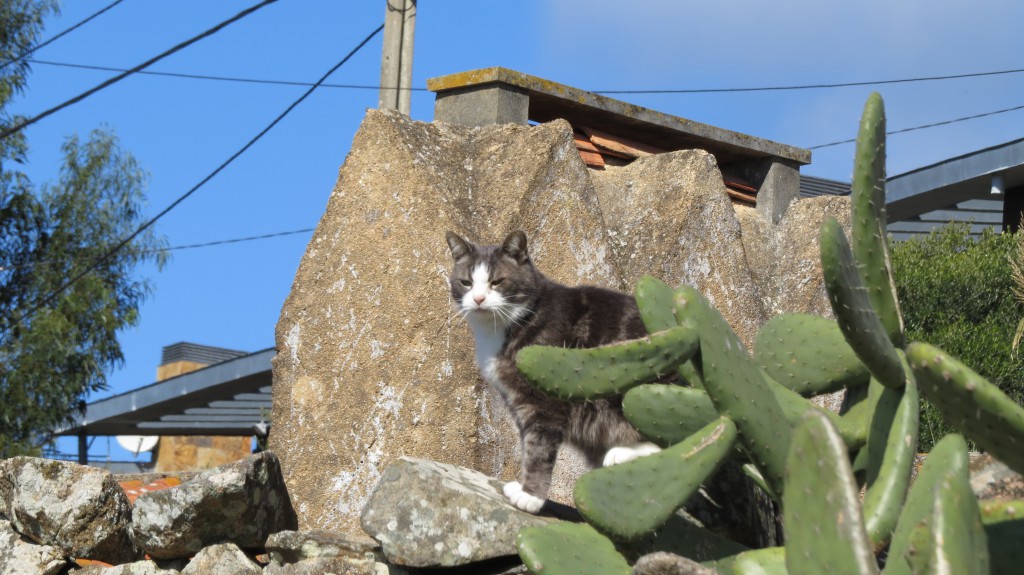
[
  {"xmin": 74, "ymin": 560, "xmax": 179, "ymax": 575},
  {"xmin": 265, "ymin": 529, "xmax": 381, "ymax": 563},
  {"xmin": 180, "ymin": 543, "xmax": 261, "ymax": 575},
  {"xmin": 361, "ymin": 457, "xmax": 557, "ymax": 567},
  {"xmin": 264, "ymin": 556, "xmax": 385, "ymax": 575},
  {"xmin": 970, "ymin": 453, "xmax": 1024, "ymax": 501},
  {"xmin": 131, "ymin": 451, "xmax": 297, "ymax": 559},
  {"xmin": 633, "ymin": 551, "xmax": 722, "ymax": 575},
  {"xmin": 265, "ymin": 530, "xmax": 400, "ymax": 575},
  {"xmin": 0, "ymin": 456, "xmax": 139, "ymax": 563},
  {"xmin": 0, "ymin": 519, "xmax": 67, "ymax": 575}
]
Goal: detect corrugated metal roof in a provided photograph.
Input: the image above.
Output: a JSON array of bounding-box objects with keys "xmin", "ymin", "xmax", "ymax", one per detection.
[
  {"xmin": 160, "ymin": 342, "xmax": 246, "ymax": 366},
  {"xmin": 57, "ymin": 348, "xmax": 273, "ymax": 437},
  {"xmin": 799, "ymin": 175, "xmax": 851, "ymax": 198}
]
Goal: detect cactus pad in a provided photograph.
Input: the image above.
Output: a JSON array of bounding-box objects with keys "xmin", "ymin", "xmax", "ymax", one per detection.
[
  {"xmin": 850, "ymin": 92, "xmax": 904, "ymax": 348},
  {"xmin": 634, "ymin": 275, "xmax": 678, "ymax": 333},
  {"xmin": 904, "ymin": 453, "xmax": 989, "ymax": 575},
  {"xmin": 516, "ymin": 324, "xmax": 699, "ymax": 401},
  {"xmin": 755, "ymin": 312, "xmax": 869, "ymax": 396},
  {"xmin": 733, "ymin": 547, "xmax": 787, "ymax": 575},
  {"xmin": 980, "ymin": 500, "xmax": 1024, "ymax": 575},
  {"xmin": 516, "ymin": 522, "xmax": 631, "ymax": 575},
  {"xmin": 820, "ymin": 217, "xmax": 906, "ymax": 390},
  {"xmin": 622, "ymin": 384, "xmax": 719, "ymax": 447},
  {"xmin": 907, "ymin": 341, "xmax": 1024, "ymax": 476},
  {"xmin": 861, "ymin": 370, "xmax": 919, "ymax": 551},
  {"xmin": 674, "ymin": 285, "xmax": 791, "ymax": 497},
  {"xmin": 783, "ymin": 410, "xmax": 878, "ymax": 575},
  {"xmin": 764, "ymin": 372, "xmax": 865, "ymax": 450},
  {"xmin": 574, "ymin": 417, "xmax": 737, "ymax": 540},
  {"xmin": 886, "ymin": 433, "xmax": 968, "ymax": 575}
]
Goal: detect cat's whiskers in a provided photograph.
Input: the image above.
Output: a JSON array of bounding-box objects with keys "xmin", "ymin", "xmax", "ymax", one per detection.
[{"xmin": 491, "ymin": 301, "xmax": 527, "ymax": 329}]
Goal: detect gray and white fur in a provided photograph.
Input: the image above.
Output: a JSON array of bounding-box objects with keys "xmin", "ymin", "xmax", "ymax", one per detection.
[{"xmin": 446, "ymin": 230, "xmax": 660, "ymax": 513}]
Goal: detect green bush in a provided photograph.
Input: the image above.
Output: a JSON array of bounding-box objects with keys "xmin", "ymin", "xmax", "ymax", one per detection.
[{"xmin": 890, "ymin": 223, "xmax": 1024, "ymax": 451}]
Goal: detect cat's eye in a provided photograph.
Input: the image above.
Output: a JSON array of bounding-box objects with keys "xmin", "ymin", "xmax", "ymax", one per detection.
[
  {"xmin": 459, "ymin": 279, "xmax": 472, "ymax": 287},
  {"xmin": 491, "ymin": 278, "xmax": 505, "ymax": 287}
]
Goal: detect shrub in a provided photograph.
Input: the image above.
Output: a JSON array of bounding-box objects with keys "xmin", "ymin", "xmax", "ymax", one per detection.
[{"xmin": 890, "ymin": 223, "xmax": 1024, "ymax": 451}]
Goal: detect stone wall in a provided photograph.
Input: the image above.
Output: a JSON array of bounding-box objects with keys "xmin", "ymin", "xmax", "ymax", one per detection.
[
  {"xmin": 269, "ymin": 109, "xmax": 851, "ymax": 534},
  {"xmin": 2, "ymin": 452, "xmax": 1019, "ymax": 574}
]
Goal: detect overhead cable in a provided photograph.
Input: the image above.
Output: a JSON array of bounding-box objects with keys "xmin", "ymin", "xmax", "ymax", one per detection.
[
  {"xmin": 808, "ymin": 103, "xmax": 1024, "ymax": 150},
  {"xmin": 0, "ymin": 227, "xmax": 316, "ymax": 273},
  {"xmin": 0, "ymin": 23, "xmax": 384, "ymax": 333},
  {"xmin": 592, "ymin": 67, "xmax": 1024, "ymax": 94},
  {"xmin": 0, "ymin": 0, "xmax": 129, "ymax": 70},
  {"xmin": 0, "ymin": 0, "xmax": 279, "ymax": 140},
  {"xmin": 29, "ymin": 58, "xmax": 428, "ymax": 91},
  {"xmin": 29, "ymin": 58, "xmax": 1024, "ymax": 95}
]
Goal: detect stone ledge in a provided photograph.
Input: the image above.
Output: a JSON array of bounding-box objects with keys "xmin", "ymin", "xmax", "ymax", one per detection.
[{"xmin": 427, "ymin": 66, "xmax": 811, "ymax": 167}]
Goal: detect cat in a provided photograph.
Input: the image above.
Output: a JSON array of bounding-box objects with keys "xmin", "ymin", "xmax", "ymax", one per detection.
[{"xmin": 445, "ymin": 229, "xmax": 661, "ymax": 513}]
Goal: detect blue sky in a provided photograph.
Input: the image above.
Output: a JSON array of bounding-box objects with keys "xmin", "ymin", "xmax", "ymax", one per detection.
[{"xmin": 11, "ymin": 0, "xmax": 1024, "ymax": 461}]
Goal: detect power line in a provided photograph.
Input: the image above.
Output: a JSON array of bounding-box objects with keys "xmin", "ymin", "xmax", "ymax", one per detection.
[
  {"xmin": 0, "ymin": 227, "xmax": 316, "ymax": 273},
  {"xmin": 0, "ymin": 0, "xmax": 279, "ymax": 141},
  {"xmin": 162, "ymin": 227, "xmax": 315, "ymax": 252},
  {"xmin": 28, "ymin": 58, "xmax": 429, "ymax": 92},
  {"xmin": 808, "ymin": 103, "xmax": 1024, "ymax": 150},
  {"xmin": 0, "ymin": 0, "xmax": 129, "ymax": 71},
  {"xmin": 28, "ymin": 58, "xmax": 1024, "ymax": 96},
  {"xmin": 1, "ymin": 23, "xmax": 385, "ymax": 334},
  {"xmin": 592, "ymin": 67, "xmax": 1024, "ymax": 94}
]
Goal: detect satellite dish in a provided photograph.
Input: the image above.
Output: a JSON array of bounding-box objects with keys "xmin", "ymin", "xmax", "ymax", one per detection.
[{"xmin": 116, "ymin": 435, "xmax": 159, "ymax": 455}]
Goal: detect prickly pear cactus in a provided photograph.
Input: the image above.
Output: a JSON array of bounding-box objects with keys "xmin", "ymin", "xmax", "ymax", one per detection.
[{"xmin": 510, "ymin": 92, "xmax": 1024, "ymax": 574}]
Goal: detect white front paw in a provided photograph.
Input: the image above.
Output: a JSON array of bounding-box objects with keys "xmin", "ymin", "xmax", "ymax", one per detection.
[
  {"xmin": 603, "ymin": 442, "xmax": 662, "ymax": 467},
  {"xmin": 503, "ymin": 481, "xmax": 545, "ymax": 514}
]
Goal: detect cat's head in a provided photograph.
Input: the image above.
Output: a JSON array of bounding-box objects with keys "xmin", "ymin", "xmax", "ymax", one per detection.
[{"xmin": 445, "ymin": 230, "xmax": 540, "ymax": 327}]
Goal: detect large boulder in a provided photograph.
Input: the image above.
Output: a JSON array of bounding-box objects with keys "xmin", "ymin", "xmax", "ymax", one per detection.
[
  {"xmin": 735, "ymin": 197, "xmax": 852, "ymax": 320},
  {"xmin": 0, "ymin": 456, "xmax": 139, "ymax": 563},
  {"xmin": 270, "ymin": 109, "xmax": 847, "ymax": 534},
  {"xmin": 271, "ymin": 110, "xmax": 614, "ymax": 534},
  {"xmin": 591, "ymin": 150, "xmax": 765, "ymax": 344}
]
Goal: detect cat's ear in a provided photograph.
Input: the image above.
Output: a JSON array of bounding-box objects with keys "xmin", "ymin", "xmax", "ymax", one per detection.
[
  {"xmin": 501, "ymin": 230, "xmax": 529, "ymax": 264},
  {"xmin": 446, "ymin": 231, "xmax": 473, "ymax": 262}
]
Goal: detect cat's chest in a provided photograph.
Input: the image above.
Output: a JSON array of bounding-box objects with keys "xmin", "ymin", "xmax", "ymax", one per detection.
[{"xmin": 467, "ymin": 320, "xmax": 512, "ymax": 391}]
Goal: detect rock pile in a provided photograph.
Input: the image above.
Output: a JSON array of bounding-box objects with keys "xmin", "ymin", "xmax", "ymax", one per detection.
[
  {"xmin": 0, "ymin": 453, "xmax": 558, "ymax": 574},
  {"xmin": 0, "ymin": 453, "xmax": 300, "ymax": 575},
  {"xmin": 2, "ymin": 451, "xmax": 1023, "ymax": 574}
]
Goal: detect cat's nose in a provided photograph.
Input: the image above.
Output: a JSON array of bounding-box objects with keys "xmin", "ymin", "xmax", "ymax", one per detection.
[{"xmin": 473, "ymin": 294, "xmax": 486, "ymax": 305}]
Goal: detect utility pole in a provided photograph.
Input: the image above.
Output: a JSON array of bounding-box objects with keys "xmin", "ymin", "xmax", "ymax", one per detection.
[{"xmin": 379, "ymin": 0, "xmax": 416, "ymax": 116}]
